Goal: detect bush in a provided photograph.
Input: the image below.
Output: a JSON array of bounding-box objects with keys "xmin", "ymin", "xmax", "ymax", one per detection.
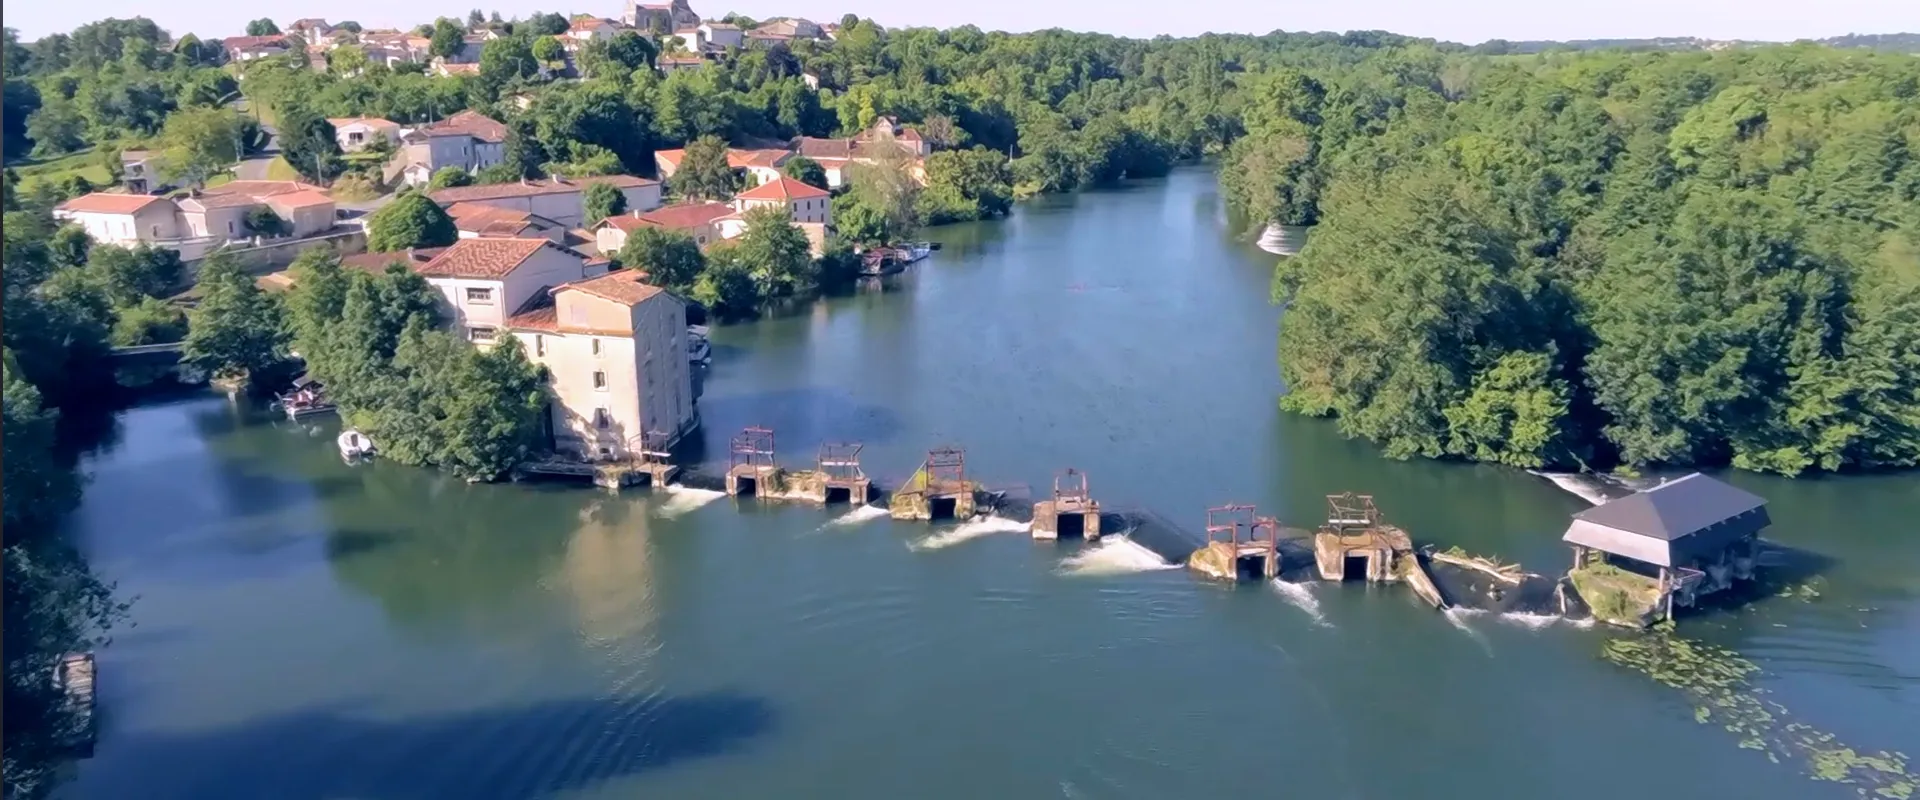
[
  {"xmin": 329, "ymin": 174, "xmax": 381, "ymax": 202},
  {"xmin": 110, "ymin": 297, "xmax": 188, "ymax": 346},
  {"xmin": 244, "ymin": 206, "xmax": 289, "ymax": 237}
]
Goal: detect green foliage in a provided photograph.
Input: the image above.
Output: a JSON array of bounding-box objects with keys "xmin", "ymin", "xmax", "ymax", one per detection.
[
  {"xmin": 47, "ymin": 225, "xmax": 92, "ymax": 270},
  {"xmin": 245, "ymin": 18, "xmax": 280, "ymax": 37},
  {"xmin": 581, "ymin": 181, "xmax": 626, "ymax": 225},
  {"xmin": 283, "ymin": 255, "xmax": 541, "ymax": 481},
  {"xmin": 691, "ymin": 244, "xmax": 760, "ymax": 315},
  {"xmin": 275, "ymin": 106, "xmax": 345, "ymax": 182},
  {"xmin": 734, "ymin": 204, "xmax": 815, "ymax": 297},
  {"xmin": 919, "ymin": 147, "xmax": 1012, "ymax": 224},
  {"xmin": 832, "ymin": 193, "xmax": 889, "ymax": 246},
  {"xmin": 83, "ymin": 243, "xmax": 182, "ymax": 305},
  {"xmin": 1252, "ymin": 45, "xmax": 1920, "ymax": 475},
  {"xmin": 243, "ymin": 206, "xmax": 288, "ymax": 237},
  {"xmin": 847, "ymin": 144, "xmax": 921, "ymax": 240},
  {"xmin": 429, "ymin": 19, "xmax": 465, "ymax": 60},
  {"xmin": 531, "ymin": 36, "xmax": 564, "ymax": 65},
  {"xmin": 109, "ymin": 296, "xmax": 187, "ymax": 346},
  {"xmin": 615, "ymin": 227, "xmax": 704, "ymax": 292},
  {"xmin": 671, "ymin": 134, "xmax": 737, "ymax": 200},
  {"xmin": 155, "ymin": 105, "xmax": 243, "ymax": 187},
  {"xmin": 366, "ymin": 192, "xmax": 458, "ymax": 251},
  {"xmin": 781, "ymin": 156, "xmax": 829, "ymax": 190},
  {"xmin": 182, "ymin": 249, "xmax": 288, "ymax": 384},
  {"xmin": 427, "ymin": 166, "xmax": 473, "ymax": 190}
]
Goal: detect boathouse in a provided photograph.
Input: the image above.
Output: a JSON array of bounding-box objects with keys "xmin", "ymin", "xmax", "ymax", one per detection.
[{"xmin": 1562, "ymin": 473, "xmax": 1768, "ymax": 625}]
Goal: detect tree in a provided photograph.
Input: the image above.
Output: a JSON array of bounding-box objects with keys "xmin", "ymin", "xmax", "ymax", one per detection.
[
  {"xmin": 429, "ymin": 18, "xmax": 465, "ymax": 60},
  {"xmin": 24, "ymin": 96, "xmax": 86, "ymax": 156},
  {"xmin": 84, "ymin": 244, "xmax": 183, "ymax": 305},
  {"xmin": 781, "ymin": 156, "xmax": 829, "ymax": 191},
  {"xmin": 919, "ymin": 147, "xmax": 1012, "ymax": 223},
  {"xmin": 478, "ymin": 33, "xmax": 540, "ymax": 95},
  {"xmin": 502, "ymin": 115, "xmax": 547, "ymax": 180},
  {"xmin": 366, "ymin": 192, "xmax": 458, "ymax": 251},
  {"xmin": 109, "ymin": 296, "xmax": 188, "ymax": 346},
  {"xmin": 832, "ymin": 193, "xmax": 889, "ymax": 246},
  {"xmin": 582, "ymin": 181, "xmax": 626, "ymax": 224},
  {"xmin": 604, "ymin": 31, "xmax": 655, "ymax": 71},
  {"xmin": 47, "ymin": 225, "xmax": 92, "ymax": 270},
  {"xmin": 615, "ymin": 227, "xmax": 704, "ymax": 292},
  {"xmin": 691, "ymin": 244, "xmax": 760, "ymax": 315},
  {"xmin": 245, "ymin": 19, "xmax": 281, "ymax": 37},
  {"xmin": 734, "ymin": 204, "xmax": 814, "ymax": 297},
  {"xmin": 182, "ymin": 249, "xmax": 289, "ymax": 385},
  {"xmin": 327, "ymin": 45, "xmax": 370, "ymax": 76},
  {"xmin": 531, "ymin": 36, "xmax": 564, "ymax": 65},
  {"xmin": 671, "ymin": 135, "xmax": 737, "ymax": 200},
  {"xmin": 848, "ymin": 142, "xmax": 921, "ymax": 240},
  {"xmin": 467, "ymin": 9, "xmax": 486, "ymax": 27},
  {"xmin": 275, "ymin": 107, "xmax": 345, "ymax": 182},
  {"xmin": 244, "ymin": 206, "xmax": 288, "ymax": 237},
  {"xmin": 428, "ymin": 166, "xmax": 473, "ymax": 190},
  {"xmin": 155, "ymin": 106, "xmax": 243, "ymax": 187}
]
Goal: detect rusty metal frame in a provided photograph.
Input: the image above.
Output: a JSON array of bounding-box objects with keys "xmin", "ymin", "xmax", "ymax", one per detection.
[
  {"xmin": 1206, "ymin": 504, "xmax": 1257, "ymax": 546},
  {"xmin": 730, "ymin": 426, "xmax": 776, "ymax": 471},
  {"xmin": 635, "ymin": 431, "xmax": 674, "ymax": 466},
  {"xmin": 1325, "ymin": 493, "xmax": 1381, "ymax": 530},
  {"xmin": 818, "ymin": 442, "xmax": 865, "ymax": 483},
  {"xmin": 924, "ymin": 446, "xmax": 965, "ymax": 494},
  {"xmin": 1054, "ymin": 468, "xmax": 1089, "ymax": 505}
]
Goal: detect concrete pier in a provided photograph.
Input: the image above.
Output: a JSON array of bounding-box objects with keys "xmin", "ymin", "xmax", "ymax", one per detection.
[
  {"xmin": 725, "ymin": 426, "xmax": 780, "ymax": 496},
  {"xmin": 1187, "ymin": 506, "xmax": 1284, "ymax": 581},
  {"xmin": 1032, "ymin": 468, "xmax": 1101, "ymax": 540},
  {"xmin": 890, "ymin": 446, "xmax": 977, "ymax": 521}
]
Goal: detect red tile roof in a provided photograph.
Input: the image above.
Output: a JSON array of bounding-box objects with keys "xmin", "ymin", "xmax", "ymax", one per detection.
[
  {"xmin": 565, "ymin": 269, "xmax": 665, "ymax": 306},
  {"xmin": 55, "ymin": 193, "xmax": 171, "ymax": 215},
  {"xmin": 266, "ymin": 190, "xmax": 335, "ymax": 210},
  {"xmin": 792, "ymin": 137, "xmax": 857, "ymax": 159},
  {"xmin": 735, "ymin": 176, "xmax": 828, "ymax": 201},
  {"xmin": 445, "ymin": 202, "xmax": 555, "ymax": 236},
  {"xmin": 328, "ymin": 116, "xmax": 400, "ymax": 131},
  {"xmin": 631, "ymin": 201, "xmax": 734, "ymax": 230},
  {"xmin": 428, "ymin": 175, "xmax": 658, "ymax": 204},
  {"xmin": 223, "ymin": 35, "xmax": 289, "ymax": 50},
  {"xmin": 728, "ymin": 149, "xmax": 791, "ymax": 169},
  {"xmin": 416, "ymin": 238, "xmax": 552, "ymax": 279},
  {"xmin": 204, "ymin": 180, "xmax": 327, "ymax": 198},
  {"xmin": 506, "ymin": 303, "xmax": 561, "ymax": 332},
  {"xmin": 409, "ymin": 110, "xmax": 507, "ymax": 143}
]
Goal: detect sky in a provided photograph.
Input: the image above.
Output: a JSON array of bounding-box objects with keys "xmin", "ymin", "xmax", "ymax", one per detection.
[{"xmin": 7, "ymin": 0, "xmax": 1918, "ymax": 44}]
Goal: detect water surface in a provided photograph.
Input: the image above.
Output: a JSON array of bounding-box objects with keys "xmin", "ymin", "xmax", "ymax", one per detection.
[{"xmin": 64, "ymin": 170, "xmax": 1918, "ymax": 799}]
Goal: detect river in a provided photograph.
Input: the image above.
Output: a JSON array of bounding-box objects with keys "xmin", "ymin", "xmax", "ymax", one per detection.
[{"xmin": 60, "ymin": 169, "xmax": 1918, "ymax": 799}]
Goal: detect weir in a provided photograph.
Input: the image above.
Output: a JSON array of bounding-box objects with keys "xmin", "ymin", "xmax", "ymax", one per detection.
[
  {"xmin": 890, "ymin": 447, "xmax": 978, "ymax": 521},
  {"xmin": 726, "ymin": 426, "xmax": 780, "ymax": 497},
  {"xmin": 1032, "ymin": 468, "xmax": 1101, "ymax": 540}
]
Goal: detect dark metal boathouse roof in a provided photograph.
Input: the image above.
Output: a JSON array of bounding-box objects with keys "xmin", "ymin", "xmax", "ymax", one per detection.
[{"xmin": 1561, "ymin": 473, "xmax": 1769, "ymax": 568}]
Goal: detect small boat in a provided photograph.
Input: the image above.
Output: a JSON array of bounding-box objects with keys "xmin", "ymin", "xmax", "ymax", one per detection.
[
  {"xmin": 687, "ymin": 325, "xmax": 712, "ymax": 364},
  {"xmin": 337, "ymin": 430, "xmax": 374, "ymax": 461},
  {"xmin": 906, "ymin": 242, "xmax": 933, "ymax": 262}
]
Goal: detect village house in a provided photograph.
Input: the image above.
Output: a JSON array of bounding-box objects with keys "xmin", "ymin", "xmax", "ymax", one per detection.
[
  {"xmin": 359, "ymin": 32, "xmax": 431, "ymax": 66},
  {"xmin": 657, "ymin": 53, "xmax": 707, "ymax": 73},
  {"xmin": 591, "ymin": 201, "xmax": 733, "ymax": 253},
  {"xmin": 508, "ymin": 269, "xmax": 698, "ymax": 458},
  {"xmin": 427, "ymin": 175, "xmax": 664, "ymax": 228},
  {"xmin": 391, "ymin": 111, "xmax": 508, "ymax": 185},
  {"xmin": 625, "ymin": 0, "xmax": 700, "ymax": 32},
  {"xmin": 54, "ymin": 181, "xmax": 336, "ymax": 256},
  {"xmin": 407, "ymin": 237, "xmax": 607, "ymax": 344},
  {"xmin": 747, "ymin": 18, "xmax": 821, "ymax": 45},
  {"xmin": 708, "ymin": 177, "xmax": 832, "ymax": 255},
  {"xmin": 668, "ymin": 26, "xmax": 705, "ymax": 52},
  {"xmin": 119, "ymin": 150, "xmax": 156, "ymax": 194},
  {"xmin": 862, "ymin": 116, "xmax": 933, "ymax": 156},
  {"xmin": 1563, "ymin": 473, "xmax": 1770, "ymax": 625},
  {"xmin": 567, "ymin": 17, "xmax": 623, "ymax": 43},
  {"xmin": 328, "ymin": 117, "xmax": 401, "ymax": 152},
  {"xmin": 446, "ymin": 202, "xmax": 568, "ymax": 242},
  {"xmin": 652, "ymin": 147, "xmax": 790, "ymax": 184},
  {"xmin": 223, "ymin": 35, "xmax": 291, "ymax": 61},
  {"xmin": 699, "ymin": 21, "xmax": 743, "ymax": 48}
]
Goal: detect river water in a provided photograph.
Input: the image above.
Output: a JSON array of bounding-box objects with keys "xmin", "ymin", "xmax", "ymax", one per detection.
[{"xmin": 60, "ymin": 170, "xmax": 1917, "ymax": 799}]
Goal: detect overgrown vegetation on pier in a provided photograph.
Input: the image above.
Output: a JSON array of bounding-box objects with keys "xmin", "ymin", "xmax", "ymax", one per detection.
[
  {"xmin": 1568, "ymin": 562, "xmax": 1661, "ymax": 627},
  {"xmin": 1243, "ymin": 47, "xmax": 1920, "ymax": 475}
]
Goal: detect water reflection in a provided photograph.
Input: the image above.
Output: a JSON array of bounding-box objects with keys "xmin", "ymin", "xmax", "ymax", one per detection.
[{"xmin": 556, "ymin": 499, "xmax": 660, "ymax": 646}]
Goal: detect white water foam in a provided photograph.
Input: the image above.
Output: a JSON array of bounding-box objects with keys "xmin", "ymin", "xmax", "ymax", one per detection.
[
  {"xmin": 824, "ymin": 505, "xmax": 890, "ymax": 528},
  {"xmin": 1058, "ymin": 536, "xmax": 1178, "ymax": 576},
  {"xmin": 909, "ymin": 515, "xmax": 1030, "ymax": 551},
  {"xmin": 1269, "ymin": 579, "xmax": 1329, "ymax": 626},
  {"xmin": 1496, "ymin": 611, "xmax": 1594, "ymax": 630},
  {"xmin": 1443, "ymin": 607, "xmax": 1494, "ymax": 654},
  {"xmin": 657, "ymin": 486, "xmax": 726, "ymax": 518},
  {"xmin": 1528, "ymin": 470, "xmax": 1610, "ymax": 507}
]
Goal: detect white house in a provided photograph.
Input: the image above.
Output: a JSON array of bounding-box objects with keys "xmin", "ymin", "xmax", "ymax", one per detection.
[
  {"xmin": 699, "ymin": 21, "xmax": 743, "ymax": 48},
  {"xmin": 52, "ymin": 193, "xmax": 183, "ymax": 245},
  {"xmin": 411, "ymin": 237, "xmax": 605, "ymax": 345},
  {"xmin": 53, "ymin": 181, "xmax": 335, "ymax": 257},
  {"xmin": 392, "ymin": 111, "xmax": 509, "ymax": 185},
  {"xmin": 657, "ymin": 53, "xmax": 706, "ymax": 73},
  {"xmin": 223, "ymin": 35, "xmax": 291, "ymax": 61},
  {"xmin": 428, "ymin": 175, "xmax": 664, "ymax": 228},
  {"xmin": 508, "ymin": 269, "xmax": 697, "ymax": 458},
  {"xmin": 728, "ymin": 149, "xmax": 792, "ymax": 187},
  {"xmin": 327, "ymin": 117, "xmax": 401, "ymax": 152},
  {"xmin": 566, "ymin": 17, "xmax": 622, "ymax": 43},
  {"xmin": 729, "ymin": 176, "xmax": 830, "ymax": 225}
]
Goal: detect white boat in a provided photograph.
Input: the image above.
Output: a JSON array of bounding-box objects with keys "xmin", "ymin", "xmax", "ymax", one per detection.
[
  {"xmin": 905, "ymin": 242, "xmax": 933, "ymax": 262},
  {"xmin": 687, "ymin": 325, "xmax": 712, "ymax": 364},
  {"xmin": 337, "ymin": 430, "xmax": 374, "ymax": 461}
]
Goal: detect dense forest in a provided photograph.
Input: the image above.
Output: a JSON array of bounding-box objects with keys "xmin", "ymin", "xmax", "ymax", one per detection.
[
  {"xmin": 4, "ymin": 17, "xmax": 1919, "ymax": 792},
  {"xmin": 1226, "ymin": 46, "xmax": 1920, "ymax": 476}
]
